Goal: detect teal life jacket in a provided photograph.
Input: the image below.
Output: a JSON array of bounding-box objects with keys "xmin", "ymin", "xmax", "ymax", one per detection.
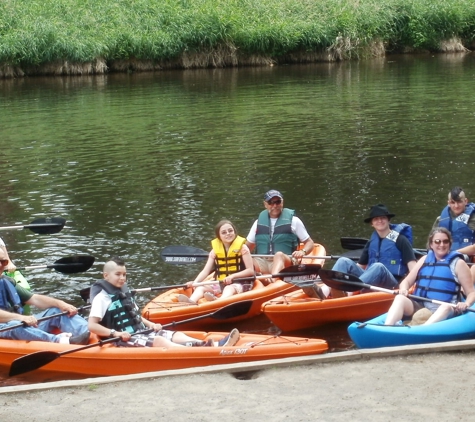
[
  {"xmin": 255, "ymin": 208, "xmax": 298, "ymax": 255},
  {"xmin": 90, "ymin": 280, "xmax": 145, "ymax": 335}
]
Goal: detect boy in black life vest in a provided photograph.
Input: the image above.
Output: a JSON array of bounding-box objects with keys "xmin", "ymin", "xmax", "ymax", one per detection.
[{"xmin": 88, "ymin": 256, "xmax": 239, "ymax": 348}]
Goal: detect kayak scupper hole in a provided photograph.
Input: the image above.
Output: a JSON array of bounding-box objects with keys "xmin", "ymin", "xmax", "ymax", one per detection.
[{"xmin": 231, "ymin": 370, "xmax": 261, "ymax": 380}]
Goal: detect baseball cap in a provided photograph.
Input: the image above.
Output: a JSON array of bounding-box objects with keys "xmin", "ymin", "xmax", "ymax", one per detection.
[{"xmin": 264, "ymin": 190, "xmax": 284, "ymax": 202}]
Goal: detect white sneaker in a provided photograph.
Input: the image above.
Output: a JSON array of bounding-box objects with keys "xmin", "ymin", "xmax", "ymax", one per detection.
[{"xmin": 58, "ymin": 332, "xmax": 72, "ymax": 344}]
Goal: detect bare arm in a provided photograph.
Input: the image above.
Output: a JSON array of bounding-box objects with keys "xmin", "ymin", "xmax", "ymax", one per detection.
[
  {"xmin": 26, "ymin": 294, "xmax": 79, "ymax": 316},
  {"xmin": 245, "ymin": 240, "xmax": 255, "ymax": 252},
  {"xmin": 0, "ymin": 309, "xmax": 38, "ymax": 325},
  {"xmin": 457, "ymin": 244, "xmax": 475, "ymax": 256},
  {"xmin": 190, "ymin": 252, "xmax": 216, "ymax": 284},
  {"xmin": 398, "ymin": 256, "xmax": 427, "ymax": 292},
  {"xmin": 455, "ymin": 259, "xmax": 475, "ymax": 308}
]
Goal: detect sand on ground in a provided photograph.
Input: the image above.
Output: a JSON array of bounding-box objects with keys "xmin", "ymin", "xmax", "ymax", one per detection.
[{"xmin": 1, "ymin": 351, "xmax": 474, "ymax": 421}]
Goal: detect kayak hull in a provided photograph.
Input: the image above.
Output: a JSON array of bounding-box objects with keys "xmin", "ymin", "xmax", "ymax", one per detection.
[
  {"xmin": 1, "ymin": 332, "xmax": 328, "ymax": 377},
  {"xmin": 348, "ymin": 308, "xmax": 475, "ymax": 349},
  {"xmin": 142, "ymin": 244, "xmax": 327, "ymax": 329},
  {"xmin": 262, "ymin": 291, "xmax": 394, "ymax": 331}
]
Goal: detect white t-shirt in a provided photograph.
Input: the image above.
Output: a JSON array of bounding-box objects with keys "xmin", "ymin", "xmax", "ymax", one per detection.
[
  {"xmin": 89, "ymin": 290, "xmax": 113, "ymax": 321},
  {"xmin": 246, "ymin": 216, "xmax": 310, "ymax": 244}
]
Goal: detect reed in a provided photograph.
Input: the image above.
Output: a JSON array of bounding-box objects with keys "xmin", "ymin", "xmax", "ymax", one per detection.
[{"xmin": 1, "ymin": 0, "xmax": 474, "ymax": 76}]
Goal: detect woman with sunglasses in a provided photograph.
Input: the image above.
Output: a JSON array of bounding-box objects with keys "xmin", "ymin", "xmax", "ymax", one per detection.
[
  {"xmin": 385, "ymin": 227, "xmax": 475, "ymax": 325},
  {"xmin": 178, "ymin": 220, "xmax": 255, "ymax": 303}
]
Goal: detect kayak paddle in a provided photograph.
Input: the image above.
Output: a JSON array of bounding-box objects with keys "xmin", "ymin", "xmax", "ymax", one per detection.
[
  {"xmin": 161, "ymin": 245, "xmax": 344, "ymax": 264},
  {"xmin": 9, "ymin": 300, "xmax": 253, "ymax": 376},
  {"xmin": 318, "ymin": 268, "xmax": 475, "ymax": 312},
  {"xmin": 79, "ymin": 263, "xmax": 322, "ymax": 302},
  {"xmin": 0, "ymin": 217, "xmax": 66, "ymax": 235},
  {"xmin": 340, "ymin": 237, "xmax": 427, "ymax": 259},
  {"xmin": 19, "ymin": 255, "xmax": 96, "ymax": 274}
]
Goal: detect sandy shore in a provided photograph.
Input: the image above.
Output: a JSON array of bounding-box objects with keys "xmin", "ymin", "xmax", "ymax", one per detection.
[{"xmin": 1, "ymin": 345, "xmax": 475, "ymax": 421}]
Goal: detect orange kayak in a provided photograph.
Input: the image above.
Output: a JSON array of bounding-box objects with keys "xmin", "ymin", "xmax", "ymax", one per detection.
[
  {"xmin": 142, "ymin": 244, "xmax": 327, "ymax": 328},
  {"xmin": 261, "ymin": 290, "xmax": 395, "ymax": 332},
  {"xmin": 2, "ymin": 332, "xmax": 328, "ymax": 377}
]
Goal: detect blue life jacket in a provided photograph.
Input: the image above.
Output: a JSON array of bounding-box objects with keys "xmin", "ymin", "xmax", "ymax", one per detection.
[
  {"xmin": 439, "ymin": 203, "xmax": 475, "ymax": 250},
  {"xmin": 0, "ymin": 275, "xmax": 23, "ymax": 314},
  {"xmin": 90, "ymin": 280, "xmax": 145, "ymax": 335},
  {"xmin": 367, "ymin": 223, "xmax": 413, "ymax": 278},
  {"xmin": 414, "ymin": 250, "xmax": 462, "ymax": 302},
  {"xmin": 255, "ymin": 208, "xmax": 299, "ymax": 254}
]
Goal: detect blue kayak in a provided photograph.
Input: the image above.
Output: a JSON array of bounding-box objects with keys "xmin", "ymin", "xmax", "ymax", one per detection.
[{"xmin": 348, "ymin": 306, "xmax": 475, "ymax": 349}]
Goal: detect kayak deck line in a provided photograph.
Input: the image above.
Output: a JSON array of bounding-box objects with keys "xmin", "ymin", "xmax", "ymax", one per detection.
[{"xmin": 3, "ymin": 338, "xmax": 475, "ymax": 395}]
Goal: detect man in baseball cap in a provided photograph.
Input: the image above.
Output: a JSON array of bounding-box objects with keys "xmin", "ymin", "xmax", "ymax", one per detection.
[{"xmin": 245, "ymin": 189, "xmax": 315, "ymax": 285}]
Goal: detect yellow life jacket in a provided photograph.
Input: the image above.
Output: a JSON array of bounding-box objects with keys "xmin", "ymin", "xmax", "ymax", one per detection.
[{"xmin": 211, "ymin": 235, "xmax": 246, "ymax": 280}]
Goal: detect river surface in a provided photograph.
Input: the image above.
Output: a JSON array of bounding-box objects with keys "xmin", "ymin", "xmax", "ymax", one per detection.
[{"xmin": 1, "ymin": 53, "xmax": 475, "ymax": 385}]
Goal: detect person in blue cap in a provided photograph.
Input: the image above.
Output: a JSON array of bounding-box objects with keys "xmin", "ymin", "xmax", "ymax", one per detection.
[{"xmin": 245, "ymin": 189, "xmax": 314, "ymax": 284}]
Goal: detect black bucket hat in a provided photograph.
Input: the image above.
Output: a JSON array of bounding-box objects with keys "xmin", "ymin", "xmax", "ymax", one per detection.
[{"xmin": 364, "ymin": 204, "xmax": 395, "ymax": 223}]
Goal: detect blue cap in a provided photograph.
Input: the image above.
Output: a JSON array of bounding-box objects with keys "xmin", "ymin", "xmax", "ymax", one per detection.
[{"xmin": 264, "ymin": 190, "xmax": 283, "ymax": 202}]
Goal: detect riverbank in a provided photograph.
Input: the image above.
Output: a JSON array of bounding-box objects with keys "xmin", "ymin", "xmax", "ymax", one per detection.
[
  {"xmin": 2, "ymin": 340, "xmax": 475, "ymax": 421},
  {"xmin": 1, "ymin": 0, "xmax": 475, "ymax": 78}
]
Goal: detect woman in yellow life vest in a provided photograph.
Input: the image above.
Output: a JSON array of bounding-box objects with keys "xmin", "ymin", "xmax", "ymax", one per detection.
[{"xmin": 178, "ymin": 220, "xmax": 255, "ymax": 303}]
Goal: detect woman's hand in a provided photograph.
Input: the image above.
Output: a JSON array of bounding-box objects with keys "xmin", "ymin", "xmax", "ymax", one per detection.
[
  {"xmin": 399, "ymin": 289, "xmax": 409, "ymax": 297},
  {"xmin": 223, "ymin": 276, "xmax": 233, "ymax": 285},
  {"xmin": 455, "ymin": 302, "xmax": 469, "ymax": 314},
  {"xmin": 185, "ymin": 281, "xmax": 194, "ymax": 289}
]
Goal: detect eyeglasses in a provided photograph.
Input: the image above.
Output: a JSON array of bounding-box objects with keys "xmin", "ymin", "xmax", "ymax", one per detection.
[
  {"xmin": 267, "ymin": 199, "xmax": 282, "ymax": 206},
  {"xmin": 433, "ymin": 239, "xmax": 450, "ymax": 245},
  {"xmin": 0, "ymin": 259, "xmax": 9, "ymax": 266}
]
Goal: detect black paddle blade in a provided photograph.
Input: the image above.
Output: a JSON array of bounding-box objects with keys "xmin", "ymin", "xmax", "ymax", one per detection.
[
  {"xmin": 318, "ymin": 269, "xmax": 364, "ymax": 292},
  {"xmin": 160, "ymin": 245, "xmax": 208, "ymax": 265},
  {"xmin": 51, "ymin": 255, "xmax": 95, "ymax": 274},
  {"xmin": 211, "ymin": 300, "xmax": 253, "ymax": 320},
  {"xmin": 80, "ymin": 287, "xmax": 91, "ymax": 302},
  {"xmin": 27, "ymin": 217, "xmax": 67, "ymax": 235},
  {"xmin": 339, "ymin": 249, "xmax": 364, "ymax": 260},
  {"xmin": 340, "ymin": 237, "xmax": 368, "ymax": 251},
  {"xmin": 9, "ymin": 350, "xmax": 60, "ymax": 377}
]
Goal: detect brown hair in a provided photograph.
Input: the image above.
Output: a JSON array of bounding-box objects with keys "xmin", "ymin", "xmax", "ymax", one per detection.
[
  {"xmin": 427, "ymin": 227, "xmax": 452, "ymax": 249},
  {"xmin": 214, "ymin": 219, "xmax": 238, "ymax": 239}
]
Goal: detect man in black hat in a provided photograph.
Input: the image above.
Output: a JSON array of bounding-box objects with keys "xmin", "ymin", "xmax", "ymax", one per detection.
[
  {"xmin": 330, "ymin": 204, "xmax": 417, "ymax": 291},
  {"xmin": 245, "ymin": 189, "xmax": 315, "ymax": 284}
]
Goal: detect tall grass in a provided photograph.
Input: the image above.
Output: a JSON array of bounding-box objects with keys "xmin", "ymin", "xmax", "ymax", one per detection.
[{"xmin": 1, "ymin": 0, "xmax": 474, "ymax": 76}]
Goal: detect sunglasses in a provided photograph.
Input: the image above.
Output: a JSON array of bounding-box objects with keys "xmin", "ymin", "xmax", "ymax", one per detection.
[
  {"xmin": 0, "ymin": 259, "xmax": 9, "ymax": 266},
  {"xmin": 267, "ymin": 199, "xmax": 282, "ymax": 206},
  {"xmin": 433, "ymin": 239, "xmax": 450, "ymax": 245}
]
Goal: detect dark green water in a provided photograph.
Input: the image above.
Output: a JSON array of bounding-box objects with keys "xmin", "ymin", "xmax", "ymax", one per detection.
[{"xmin": 1, "ymin": 53, "xmax": 475, "ymax": 384}]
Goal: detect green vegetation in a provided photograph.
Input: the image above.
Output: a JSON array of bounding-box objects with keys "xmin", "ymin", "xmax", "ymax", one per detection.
[{"xmin": 1, "ymin": 0, "xmax": 474, "ymax": 76}]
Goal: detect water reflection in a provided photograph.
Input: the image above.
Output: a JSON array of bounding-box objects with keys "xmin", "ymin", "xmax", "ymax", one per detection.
[{"xmin": 1, "ymin": 53, "xmax": 475, "ymax": 384}]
